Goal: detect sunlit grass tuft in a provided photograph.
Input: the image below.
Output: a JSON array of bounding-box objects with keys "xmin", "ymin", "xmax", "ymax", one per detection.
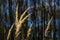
[
  {"xmin": 7, "ymin": 4, "xmax": 33, "ymax": 40},
  {"xmin": 15, "ymin": 5, "xmax": 33, "ymax": 38}
]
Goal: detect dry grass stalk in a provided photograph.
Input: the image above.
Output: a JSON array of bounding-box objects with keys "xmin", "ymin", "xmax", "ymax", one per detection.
[
  {"xmin": 27, "ymin": 23, "xmax": 33, "ymax": 38},
  {"xmin": 15, "ymin": 5, "xmax": 33, "ymax": 38},
  {"xmin": 19, "ymin": 7, "xmax": 31, "ymax": 21},
  {"xmin": 15, "ymin": 4, "xmax": 18, "ymax": 25},
  {"xmin": 15, "ymin": 32, "xmax": 21, "ymax": 38},
  {"xmin": 7, "ymin": 23, "xmax": 14, "ymax": 40},
  {"xmin": 45, "ymin": 16, "xmax": 53, "ymax": 37}
]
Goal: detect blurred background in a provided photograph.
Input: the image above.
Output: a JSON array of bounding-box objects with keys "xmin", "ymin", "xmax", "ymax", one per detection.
[{"xmin": 0, "ymin": 0, "xmax": 60, "ymax": 40}]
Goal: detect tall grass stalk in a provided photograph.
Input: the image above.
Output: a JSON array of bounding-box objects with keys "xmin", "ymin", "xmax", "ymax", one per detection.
[
  {"xmin": 7, "ymin": 23, "xmax": 14, "ymax": 40},
  {"xmin": 27, "ymin": 23, "xmax": 33, "ymax": 38},
  {"xmin": 45, "ymin": 16, "xmax": 53, "ymax": 37}
]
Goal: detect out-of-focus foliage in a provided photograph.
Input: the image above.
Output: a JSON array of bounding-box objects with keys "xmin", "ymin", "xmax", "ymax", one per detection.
[{"xmin": 0, "ymin": 0, "xmax": 60, "ymax": 40}]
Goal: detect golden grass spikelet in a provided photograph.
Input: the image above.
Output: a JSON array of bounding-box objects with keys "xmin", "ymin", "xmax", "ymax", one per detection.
[
  {"xmin": 15, "ymin": 9, "xmax": 31, "ymax": 36},
  {"xmin": 45, "ymin": 16, "xmax": 53, "ymax": 37},
  {"xmin": 19, "ymin": 7, "xmax": 31, "ymax": 21},
  {"xmin": 15, "ymin": 4, "xmax": 18, "ymax": 27},
  {"xmin": 27, "ymin": 23, "xmax": 33, "ymax": 38},
  {"xmin": 7, "ymin": 23, "xmax": 14, "ymax": 40},
  {"xmin": 15, "ymin": 5, "xmax": 33, "ymax": 38}
]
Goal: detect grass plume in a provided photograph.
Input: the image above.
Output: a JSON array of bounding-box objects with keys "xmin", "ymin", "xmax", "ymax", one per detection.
[
  {"xmin": 15, "ymin": 5, "xmax": 33, "ymax": 39},
  {"xmin": 7, "ymin": 4, "xmax": 33, "ymax": 40}
]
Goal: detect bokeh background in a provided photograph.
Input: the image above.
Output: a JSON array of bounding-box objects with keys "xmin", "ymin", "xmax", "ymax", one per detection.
[{"xmin": 0, "ymin": 0, "xmax": 60, "ymax": 40}]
